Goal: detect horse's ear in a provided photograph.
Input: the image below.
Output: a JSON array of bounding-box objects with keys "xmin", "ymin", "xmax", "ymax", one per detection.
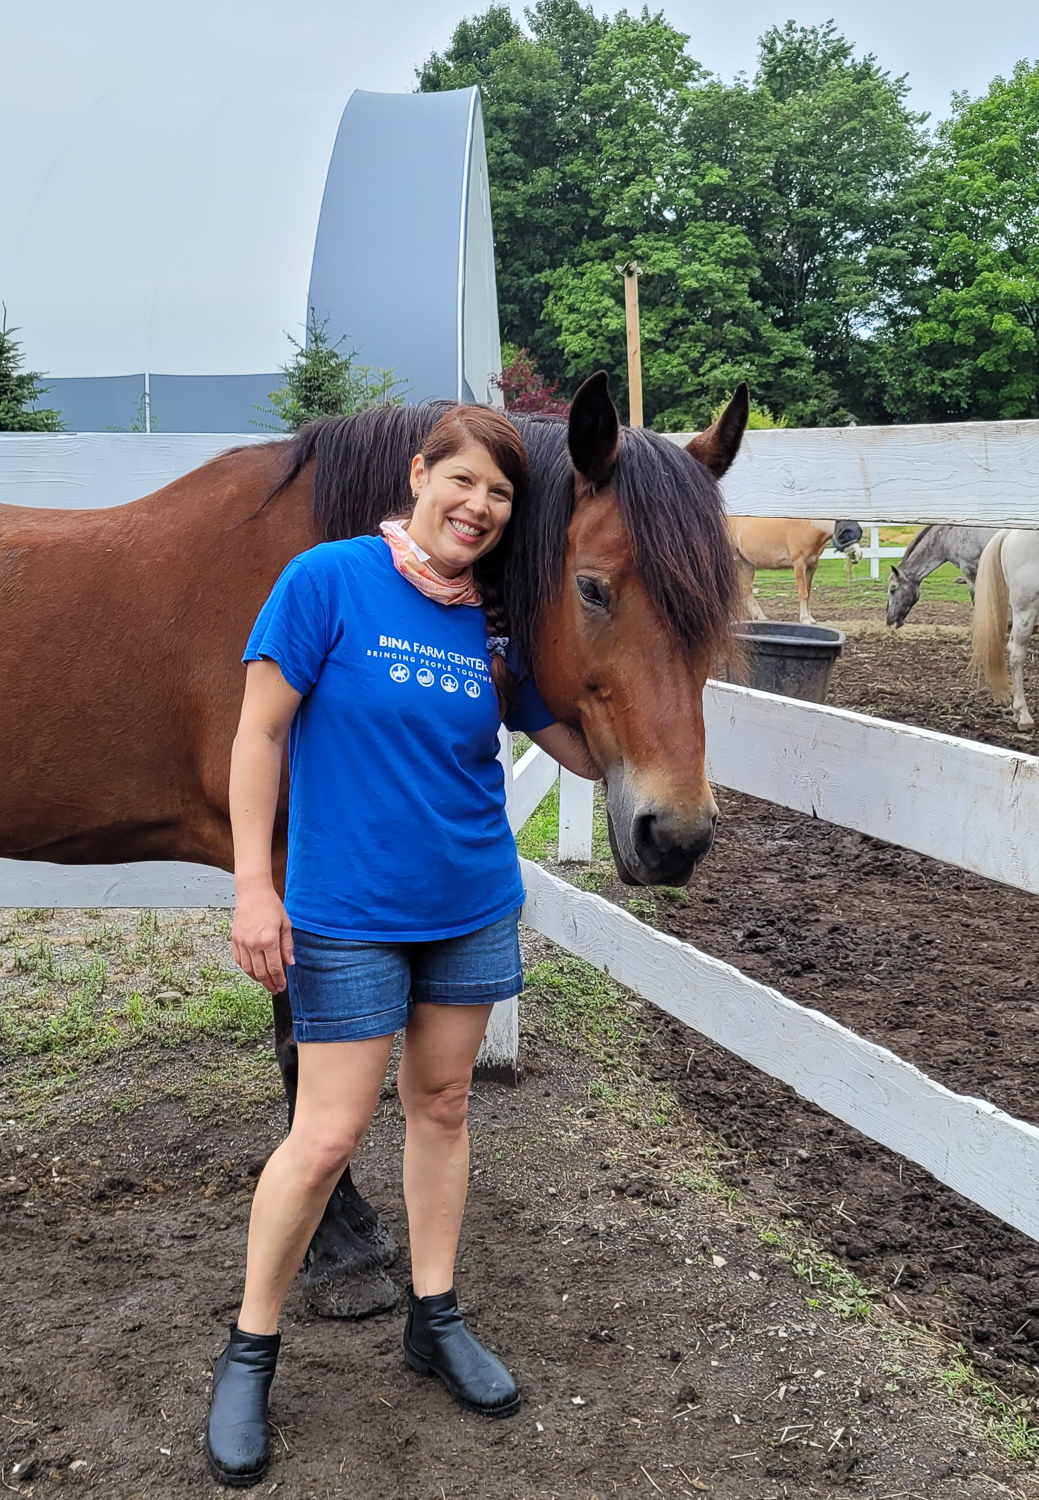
[
  {"xmin": 890, "ymin": 564, "xmax": 900, "ymax": 579},
  {"xmin": 685, "ymin": 382, "xmax": 749, "ymax": 478},
  {"xmin": 568, "ymin": 371, "xmax": 620, "ymax": 488}
]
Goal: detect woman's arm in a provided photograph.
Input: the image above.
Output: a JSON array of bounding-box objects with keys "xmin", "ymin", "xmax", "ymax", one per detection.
[
  {"xmin": 528, "ymin": 722, "xmax": 600, "ymax": 780},
  {"xmin": 229, "ymin": 659, "xmax": 303, "ymax": 993}
]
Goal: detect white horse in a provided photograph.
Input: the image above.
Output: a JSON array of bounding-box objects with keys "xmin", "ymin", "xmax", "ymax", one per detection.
[{"xmin": 971, "ymin": 529, "xmax": 1039, "ymax": 730}]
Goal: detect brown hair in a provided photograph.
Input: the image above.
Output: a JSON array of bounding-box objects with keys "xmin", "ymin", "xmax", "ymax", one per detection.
[{"xmin": 414, "ymin": 406, "xmax": 528, "ymax": 717}]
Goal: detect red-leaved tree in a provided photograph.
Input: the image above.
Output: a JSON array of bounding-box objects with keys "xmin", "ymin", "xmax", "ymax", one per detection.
[{"xmin": 491, "ymin": 348, "xmax": 570, "ymax": 415}]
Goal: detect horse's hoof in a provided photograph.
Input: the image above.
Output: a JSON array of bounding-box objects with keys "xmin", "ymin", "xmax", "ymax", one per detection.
[
  {"xmin": 303, "ymin": 1262, "xmax": 399, "ymax": 1319},
  {"xmin": 361, "ymin": 1219, "xmax": 399, "ymax": 1268}
]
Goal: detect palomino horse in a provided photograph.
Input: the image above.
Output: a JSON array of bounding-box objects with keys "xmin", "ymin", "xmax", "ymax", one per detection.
[
  {"xmin": 730, "ymin": 518, "xmax": 863, "ymax": 624},
  {"xmin": 971, "ymin": 529, "xmax": 1039, "ymax": 731},
  {"xmin": 886, "ymin": 525, "xmax": 997, "ymax": 627},
  {"xmin": 0, "ymin": 373, "xmax": 748, "ymax": 1315}
]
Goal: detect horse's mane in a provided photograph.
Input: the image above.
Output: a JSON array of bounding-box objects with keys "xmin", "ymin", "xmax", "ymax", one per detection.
[
  {"xmin": 901, "ymin": 525, "xmax": 933, "ymax": 564},
  {"xmin": 263, "ymin": 404, "xmax": 737, "ymax": 669}
]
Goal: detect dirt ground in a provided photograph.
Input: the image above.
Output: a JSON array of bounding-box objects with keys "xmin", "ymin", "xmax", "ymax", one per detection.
[
  {"xmin": 3, "ymin": 915, "xmax": 1039, "ymax": 1500},
  {"xmin": 579, "ymin": 592, "xmax": 1039, "ymax": 1412},
  {"xmin": 3, "ymin": 584, "xmax": 1039, "ymax": 1497}
]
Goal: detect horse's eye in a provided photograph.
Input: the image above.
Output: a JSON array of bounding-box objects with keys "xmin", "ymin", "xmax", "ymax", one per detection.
[{"xmin": 577, "ymin": 576, "xmax": 610, "ymax": 610}]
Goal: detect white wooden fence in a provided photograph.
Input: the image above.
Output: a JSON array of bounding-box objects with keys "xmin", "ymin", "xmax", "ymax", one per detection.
[{"xmin": 4, "ymin": 425, "xmax": 1039, "ymax": 1234}]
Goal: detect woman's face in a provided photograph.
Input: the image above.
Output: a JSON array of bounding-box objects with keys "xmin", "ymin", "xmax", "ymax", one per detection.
[{"xmin": 406, "ymin": 445, "xmax": 514, "ymax": 578}]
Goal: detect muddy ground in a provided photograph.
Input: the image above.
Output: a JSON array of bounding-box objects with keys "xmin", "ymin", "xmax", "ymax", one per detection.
[
  {"xmin": 2, "ymin": 913, "xmax": 1038, "ymax": 1500},
  {"xmin": 582, "ymin": 596, "xmax": 1039, "ymax": 1412}
]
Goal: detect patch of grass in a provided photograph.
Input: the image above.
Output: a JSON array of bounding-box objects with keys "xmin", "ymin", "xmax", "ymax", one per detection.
[
  {"xmin": 516, "ymin": 782, "xmax": 559, "ymax": 861},
  {"xmin": 626, "ymin": 895, "xmax": 657, "ymax": 924},
  {"xmin": 679, "ymin": 1145, "xmax": 743, "ymax": 1209},
  {"xmin": 14, "ymin": 908, "xmax": 53, "ymax": 923},
  {"xmin": 526, "ymin": 955, "xmax": 632, "ymax": 1058},
  {"xmin": 751, "ymin": 557, "xmax": 971, "ymax": 614},
  {"xmin": 12, "ymin": 933, "xmax": 59, "ymax": 982},
  {"xmin": 791, "ymin": 1244, "xmax": 877, "ymax": 1321},
  {"xmin": 572, "ymin": 865, "xmax": 612, "ymax": 894},
  {"xmin": 188, "ymin": 1053, "xmax": 282, "ymax": 1119},
  {"xmin": 937, "ymin": 1350, "xmax": 1039, "ymax": 1462},
  {"xmin": 109, "ymin": 1090, "xmax": 146, "ymax": 1115},
  {"xmin": 0, "ymin": 911, "xmax": 272, "ymax": 1119},
  {"xmin": 756, "ymin": 1222, "xmax": 877, "ymax": 1321},
  {"xmin": 590, "ymin": 789, "xmax": 612, "ymax": 861}
]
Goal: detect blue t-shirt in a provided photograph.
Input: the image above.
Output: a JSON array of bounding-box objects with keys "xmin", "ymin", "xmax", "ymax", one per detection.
[{"xmin": 243, "ymin": 535, "xmax": 555, "ymax": 941}]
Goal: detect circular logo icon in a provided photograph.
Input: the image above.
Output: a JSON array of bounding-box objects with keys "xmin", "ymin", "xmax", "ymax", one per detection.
[
  {"xmin": 464, "ymin": 679, "xmax": 481, "ymax": 699},
  {"xmin": 416, "ymin": 667, "xmax": 434, "ymax": 687},
  {"xmin": 440, "ymin": 674, "xmax": 459, "ymax": 693},
  {"xmin": 389, "ymin": 663, "xmax": 410, "ymax": 683}
]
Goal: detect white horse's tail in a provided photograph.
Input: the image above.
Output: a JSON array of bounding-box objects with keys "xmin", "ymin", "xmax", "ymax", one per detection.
[{"xmin": 971, "ymin": 529, "xmax": 1012, "ymax": 702}]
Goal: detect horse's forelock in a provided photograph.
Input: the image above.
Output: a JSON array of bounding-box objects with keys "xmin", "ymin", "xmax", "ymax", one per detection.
[{"xmin": 612, "ymin": 427, "xmax": 739, "ymax": 662}]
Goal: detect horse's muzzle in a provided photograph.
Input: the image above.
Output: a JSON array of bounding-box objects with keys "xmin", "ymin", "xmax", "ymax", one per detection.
[{"xmin": 607, "ymin": 803, "xmax": 718, "ymax": 887}]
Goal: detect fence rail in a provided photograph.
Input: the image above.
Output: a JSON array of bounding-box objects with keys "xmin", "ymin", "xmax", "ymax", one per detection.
[
  {"xmin": 520, "ymin": 860, "xmax": 1039, "ymax": 1243},
  {"xmin": 3, "ymin": 422, "xmax": 1039, "ymax": 526},
  {"xmin": 667, "ymin": 417, "xmax": 1039, "ymax": 528}
]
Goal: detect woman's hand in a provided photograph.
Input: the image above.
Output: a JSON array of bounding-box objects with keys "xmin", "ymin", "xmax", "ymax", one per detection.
[
  {"xmin": 528, "ymin": 722, "xmax": 601, "ymax": 780},
  {"xmin": 232, "ymin": 883, "xmax": 295, "ymax": 994}
]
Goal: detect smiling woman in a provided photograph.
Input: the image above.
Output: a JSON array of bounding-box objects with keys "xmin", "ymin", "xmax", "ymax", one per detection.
[{"xmin": 206, "ymin": 404, "xmax": 596, "ymax": 1486}]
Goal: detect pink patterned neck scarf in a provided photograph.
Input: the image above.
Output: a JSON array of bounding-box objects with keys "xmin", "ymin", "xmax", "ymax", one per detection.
[{"xmin": 379, "ymin": 520, "xmax": 483, "ymax": 607}]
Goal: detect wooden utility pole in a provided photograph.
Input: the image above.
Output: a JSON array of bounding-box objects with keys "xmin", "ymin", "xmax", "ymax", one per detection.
[{"xmin": 622, "ymin": 261, "xmax": 643, "ymax": 428}]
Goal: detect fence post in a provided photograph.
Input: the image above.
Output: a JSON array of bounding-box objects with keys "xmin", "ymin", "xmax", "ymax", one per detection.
[
  {"xmin": 870, "ymin": 525, "xmax": 881, "ymax": 581},
  {"xmin": 558, "ymin": 769, "xmax": 595, "ymax": 861},
  {"xmin": 474, "ymin": 995, "xmax": 519, "ymax": 1085},
  {"xmin": 475, "ymin": 725, "xmax": 520, "ymax": 1081}
]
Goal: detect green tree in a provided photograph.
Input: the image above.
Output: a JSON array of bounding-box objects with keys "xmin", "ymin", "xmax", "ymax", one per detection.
[
  {"xmin": 542, "ymin": 11, "xmax": 831, "ymax": 426},
  {"xmin": 418, "ymin": 1, "xmax": 605, "ymax": 383},
  {"xmin": 0, "ymin": 314, "xmax": 62, "ymax": 431},
  {"xmin": 258, "ymin": 313, "xmax": 407, "ymax": 431},
  {"xmin": 681, "ymin": 22, "xmax": 928, "ymax": 422},
  {"xmin": 421, "ymin": 9, "xmax": 930, "ymax": 426},
  {"xmin": 878, "ymin": 60, "xmax": 1039, "ymax": 420}
]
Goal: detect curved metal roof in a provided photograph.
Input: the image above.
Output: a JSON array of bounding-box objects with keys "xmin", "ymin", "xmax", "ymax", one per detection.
[{"xmin": 1, "ymin": 86, "xmax": 501, "ymax": 430}]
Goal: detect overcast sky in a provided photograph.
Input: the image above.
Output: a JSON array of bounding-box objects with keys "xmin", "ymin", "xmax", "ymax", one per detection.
[{"xmin": 6, "ymin": 0, "xmax": 1037, "ymax": 127}]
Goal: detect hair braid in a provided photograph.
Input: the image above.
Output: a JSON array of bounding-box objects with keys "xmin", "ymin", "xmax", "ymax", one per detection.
[{"xmin": 475, "ymin": 558, "xmax": 519, "ymax": 719}]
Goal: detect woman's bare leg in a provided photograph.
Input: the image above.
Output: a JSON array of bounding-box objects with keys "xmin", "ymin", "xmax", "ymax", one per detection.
[
  {"xmin": 238, "ymin": 1034, "xmax": 394, "ymax": 1334},
  {"xmin": 397, "ymin": 1003, "xmax": 493, "ymax": 1297}
]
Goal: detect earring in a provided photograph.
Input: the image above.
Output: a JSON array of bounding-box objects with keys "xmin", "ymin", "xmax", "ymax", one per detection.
[{"xmin": 411, "ymin": 490, "xmax": 419, "ymax": 501}]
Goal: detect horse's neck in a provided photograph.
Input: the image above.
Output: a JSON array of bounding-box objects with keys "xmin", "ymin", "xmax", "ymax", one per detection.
[
  {"xmin": 905, "ymin": 525, "xmax": 995, "ymax": 580},
  {"xmin": 901, "ymin": 528, "xmax": 952, "ymax": 582}
]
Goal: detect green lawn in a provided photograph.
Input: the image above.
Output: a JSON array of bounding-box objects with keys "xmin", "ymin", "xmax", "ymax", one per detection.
[{"xmin": 752, "ymin": 557, "xmax": 971, "ymax": 612}]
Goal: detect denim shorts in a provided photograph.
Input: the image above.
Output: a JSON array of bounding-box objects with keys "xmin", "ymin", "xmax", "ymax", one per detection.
[{"xmin": 286, "ymin": 909, "xmax": 524, "ymax": 1043}]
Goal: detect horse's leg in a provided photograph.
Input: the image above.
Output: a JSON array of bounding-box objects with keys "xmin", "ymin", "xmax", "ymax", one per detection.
[
  {"xmin": 738, "ymin": 557, "xmax": 766, "ymax": 621},
  {"xmin": 1007, "ymin": 598, "xmax": 1038, "ymax": 730},
  {"xmin": 272, "ymin": 988, "xmax": 399, "ymax": 1318},
  {"xmin": 793, "ymin": 556, "xmax": 817, "ymax": 625}
]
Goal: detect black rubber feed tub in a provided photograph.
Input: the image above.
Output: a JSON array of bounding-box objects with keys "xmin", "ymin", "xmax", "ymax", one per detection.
[{"xmin": 730, "ymin": 621, "xmax": 846, "ymax": 704}]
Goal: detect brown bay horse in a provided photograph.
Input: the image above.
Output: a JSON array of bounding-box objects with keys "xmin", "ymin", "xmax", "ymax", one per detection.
[{"xmin": 0, "ymin": 373, "xmax": 747, "ymax": 1314}]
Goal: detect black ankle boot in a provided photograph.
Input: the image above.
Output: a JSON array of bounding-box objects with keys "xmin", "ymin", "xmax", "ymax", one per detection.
[
  {"xmin": 205, "ymin": 1324, "xmax": 281, "ymax": 1487},
  {"xmin": 403, "ymin": 1286, "xmax": 519, "ymax": 1417}
]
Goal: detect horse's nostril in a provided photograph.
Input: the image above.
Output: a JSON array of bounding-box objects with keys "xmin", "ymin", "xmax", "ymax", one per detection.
[
  {"xmin": 632, "ymin": 811, "xmax": 716, "ymax": 883},
  {"xmin": 632, "ymin": 813, "xmax": 663, "ymax": 867}
]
